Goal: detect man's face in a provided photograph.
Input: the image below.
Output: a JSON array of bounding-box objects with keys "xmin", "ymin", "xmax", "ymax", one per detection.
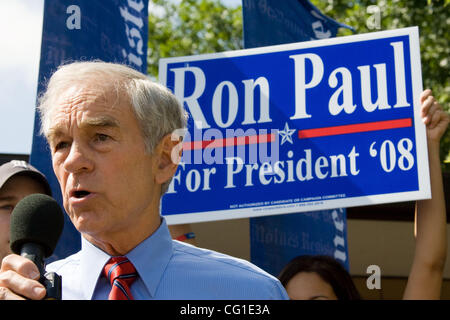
[
  {"xmin": 0, "ymin": 175, "xmax": 47, "ymax": 260},
  {"xmin": 47, "ymin": 84, "xmax": 159, "ymax": 242}
]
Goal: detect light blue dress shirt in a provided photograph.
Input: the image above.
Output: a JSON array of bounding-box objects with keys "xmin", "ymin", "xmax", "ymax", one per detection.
[{"xmin": 46, "ymin": 218, "xmax": 289, "ymax": 300}]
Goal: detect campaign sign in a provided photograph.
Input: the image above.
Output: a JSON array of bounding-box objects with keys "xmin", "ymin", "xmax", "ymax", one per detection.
[{"xmin": 159, "ymin": 27, "xmax": 429, "ymax": 224}]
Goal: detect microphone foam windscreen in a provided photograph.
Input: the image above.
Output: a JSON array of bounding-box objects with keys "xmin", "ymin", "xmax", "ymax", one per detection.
[{"xmin": 10, "ymin": 194, "xmax": 64, "ymax": 258}]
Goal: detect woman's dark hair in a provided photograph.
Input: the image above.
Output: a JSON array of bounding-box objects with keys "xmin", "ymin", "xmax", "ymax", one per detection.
[{"xmin": 278, "ymin": 255, "xmax": 361, "ymax": 300}]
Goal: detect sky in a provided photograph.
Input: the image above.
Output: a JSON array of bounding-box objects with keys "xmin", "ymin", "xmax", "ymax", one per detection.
[
  {"xmin": 0, "ymin": 0, "xmax": 45, "ymax": 154},
  {"xmin": 0, "ymin": 0, "xmax": 242, "ymax": 155}
]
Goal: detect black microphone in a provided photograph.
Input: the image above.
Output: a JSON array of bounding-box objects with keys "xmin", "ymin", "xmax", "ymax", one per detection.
[{"xmin": 9, "ymin": 193, "xmax": 64, "ymax": 299}]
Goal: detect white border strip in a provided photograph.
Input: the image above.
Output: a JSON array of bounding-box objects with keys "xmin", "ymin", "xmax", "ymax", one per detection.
[{"xmin": 165, "ymin": 189, "xmax": 429, "ymax": 225}]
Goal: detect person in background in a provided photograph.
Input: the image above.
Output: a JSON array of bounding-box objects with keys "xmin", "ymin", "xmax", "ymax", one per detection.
[
  {"xmin": 0, "ymin": 160, "xmax": 52, "ymax": 261},
  {"xmin": 279, "ymin": 255, "xmax": 360, "ymax": 300},
  {"xmin": 279, "ymin": 89, "xmax": 449, "ymax": 300}
]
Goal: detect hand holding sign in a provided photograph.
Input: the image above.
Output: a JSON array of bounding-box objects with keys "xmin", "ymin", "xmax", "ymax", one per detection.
[{"xmin": 421, "ymin": 89, "xmax": 450, "ymax": 144}]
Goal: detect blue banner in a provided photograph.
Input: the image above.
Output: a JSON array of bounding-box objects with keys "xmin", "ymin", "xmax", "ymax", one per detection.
[
  {"xmin": 250, "ymin": 208, "xmax": 348, "ymax": 276},
  {"xmin": 30, "ymin": 0, "xmax": 148, "ymax": 262},
  {"xmin": 242, "ymin": 0, "xmax": 353, "ymax": 274},
  {"xmin": 242, "ymin": 0, "xmax": 354, "ymax": 48}
]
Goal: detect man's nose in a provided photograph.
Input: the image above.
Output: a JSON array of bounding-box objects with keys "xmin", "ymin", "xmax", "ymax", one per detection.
[{"xmin": 63, "ymin": 141, "xmax": 94, "ymax": 174}]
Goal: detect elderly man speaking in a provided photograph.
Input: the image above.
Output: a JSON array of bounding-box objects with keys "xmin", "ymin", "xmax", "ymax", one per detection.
[{"xmin": 0, "ymin": 61, "xmax": 288, "ymax": 300}]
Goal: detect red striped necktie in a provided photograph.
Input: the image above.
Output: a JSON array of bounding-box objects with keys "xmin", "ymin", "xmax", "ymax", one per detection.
[{"xmin": 103, "ymin": 256, "xmax": 138, "ymax": 300}]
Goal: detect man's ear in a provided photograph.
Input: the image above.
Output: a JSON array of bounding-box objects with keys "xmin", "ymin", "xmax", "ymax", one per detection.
[{"xmin": 154, "ymin": 133, "xmax": 183, "ymax": 185}]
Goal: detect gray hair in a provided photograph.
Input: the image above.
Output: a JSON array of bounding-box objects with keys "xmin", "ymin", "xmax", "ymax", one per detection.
[{"xmin": 37, "ymin": 60, "xmax": 188, "ymax": 195}]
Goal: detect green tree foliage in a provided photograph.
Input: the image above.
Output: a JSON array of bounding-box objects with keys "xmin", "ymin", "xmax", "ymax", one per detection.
[
  {"xmin": 147, "ymin": 0, "xmax": 242, "ymax": 78},
  {"xmin": 147, "ymin": 0, "xmax": 449, "ymax": 163}
]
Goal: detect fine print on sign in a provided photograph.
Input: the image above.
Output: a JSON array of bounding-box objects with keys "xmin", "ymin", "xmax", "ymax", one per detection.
[{"xmin": 159, "ymin": 27, "xmax": 430, "ymax": 225}]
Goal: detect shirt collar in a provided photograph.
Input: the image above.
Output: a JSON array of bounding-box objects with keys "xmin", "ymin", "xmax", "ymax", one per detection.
[
  {"xmin": 80, "ymin": 236, "xmax": 111, "ymax": 300},
  {"xmin": 127, "ymin": 217, "xmax": 173, "ymax": 297},
  {"xmin": 80, "ymin": 217, "xmax": 173, "ymax": 299}
]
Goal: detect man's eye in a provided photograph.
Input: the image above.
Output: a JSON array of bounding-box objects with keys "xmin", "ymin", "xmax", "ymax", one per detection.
[
  {"xmin": 54, "ymin": 141, "xmax": 69, "ymax": 151},
  {"xmin": 95, "ymin": 134, "xmax": 110, "ymax": 142}
]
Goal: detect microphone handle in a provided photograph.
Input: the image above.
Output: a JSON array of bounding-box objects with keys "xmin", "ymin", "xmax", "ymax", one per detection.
[
  {"xmin": 20, "ymin": 243, "xmax": 62, "ymax": 300},
  {"xmin": 20, "ymin": 243, "xmax": 46, "ymax": 278},
  {"xmin": 43, "ymin": 272, "xmax": 62, "ymax": 300}
]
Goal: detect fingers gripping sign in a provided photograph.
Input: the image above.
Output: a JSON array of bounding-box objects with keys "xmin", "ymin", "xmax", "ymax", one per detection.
[{"xmin": 420, "ymin": 89, "xmax": 450, "ymax": 143}]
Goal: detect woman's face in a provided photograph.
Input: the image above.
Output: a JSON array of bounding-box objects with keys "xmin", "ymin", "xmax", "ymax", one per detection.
[{"xmin": 285, "ymin": 271, "xmax": 338, "ymax": 300}]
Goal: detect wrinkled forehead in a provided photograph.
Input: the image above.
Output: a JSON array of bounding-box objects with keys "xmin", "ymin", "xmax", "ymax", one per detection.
[
  {"xmin": 45, "ymin": 82, "xmax": 130, "ymax": 136},
  {"xmin": 55, "ymin": 81, "xmax": 126, "ymax": 109}
]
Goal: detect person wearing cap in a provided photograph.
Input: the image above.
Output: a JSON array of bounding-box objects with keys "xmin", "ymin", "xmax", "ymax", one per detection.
[{"xmin": 0, "ymin": 160, "xmax": 52, "ymax": 261}]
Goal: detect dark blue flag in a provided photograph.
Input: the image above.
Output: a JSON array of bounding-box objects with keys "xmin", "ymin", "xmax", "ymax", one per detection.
[
  {"xmin": 243, "ymin": 0, "xmax": 354, "ymax": 48},
  {"xmin": 30, "ymin": 0, "xmax": 148, "ymax": 262},
  {"xmin": 243, "ymin": 0, "xmax": 353, "ymax": 276}
]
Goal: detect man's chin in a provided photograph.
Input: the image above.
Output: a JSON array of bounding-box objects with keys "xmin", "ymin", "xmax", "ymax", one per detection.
[{"xmin": 69, "ymin": 211, "xmax": 100, "ymax": 234}]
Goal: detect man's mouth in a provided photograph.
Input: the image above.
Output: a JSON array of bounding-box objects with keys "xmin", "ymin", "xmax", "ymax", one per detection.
[{"xmin": 72, "ymin": 190, "xmax": 91, "ymax": 199}]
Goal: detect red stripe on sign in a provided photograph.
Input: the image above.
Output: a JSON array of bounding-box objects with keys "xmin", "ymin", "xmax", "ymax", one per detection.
[
  {"xmin": 183, "ymin": 133, "xmax": 275, "ymax": 150},
  {"xmin": 298, "ymin": 118, "xmax": 413, "ymax": 139}
]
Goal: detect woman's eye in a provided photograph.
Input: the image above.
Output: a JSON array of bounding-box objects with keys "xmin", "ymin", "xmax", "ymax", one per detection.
[{"xmin": 0, "ymin": 205, "xmax": 14, "ymax": 212}]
